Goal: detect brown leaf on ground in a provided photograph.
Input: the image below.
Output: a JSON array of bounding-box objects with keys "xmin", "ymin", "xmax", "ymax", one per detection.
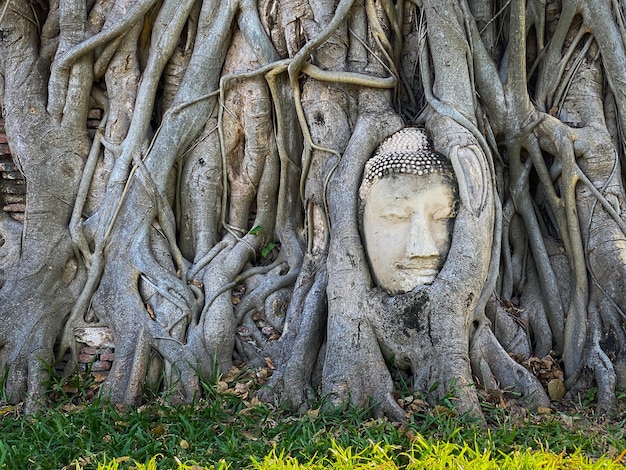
[
  {"xmin": 216, "ymin": 381, "xmax": 228, "ymax": 393},
  {"xmin": 548, "ymin": 378, "xmax": 565, "ymax": 400},
  {"xmin": 240, "ymin": 430, "xmax": 258, "ymax": 440},
  {"xmin": 264, "ymin": 356, "xmax": 276, "ymax": 370},
  {"xmin": 234, "ymin": 381, "xmax": 250, "ymax": 399},
  {"xmin": 222, "ymin": 366, "xmax": 241, "ymax": 383},
  {"xmin": 523, "ymin": 355, "xmax": 563, "ymax": 382},
  {"xmin": 150, "ymin": 424, "xmax": 167, "ymax": 437},
  {"xmin": 255, "ymin": 367, "xmax": 270, "ymax": 385}
]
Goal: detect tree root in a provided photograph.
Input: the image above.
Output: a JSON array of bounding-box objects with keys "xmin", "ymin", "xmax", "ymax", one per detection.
[
  {"xmin": 257, "ymin": 258, "xmax": 326, "ymax": 412},
  {"xmin": 470, "ymin": 324, "xmax": 550, "ymax": 410}
]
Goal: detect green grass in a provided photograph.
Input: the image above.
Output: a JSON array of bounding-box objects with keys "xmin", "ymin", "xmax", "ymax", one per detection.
[{"xmin": 0, "ymin": 370, "xmax": 625, "ymax": 469}]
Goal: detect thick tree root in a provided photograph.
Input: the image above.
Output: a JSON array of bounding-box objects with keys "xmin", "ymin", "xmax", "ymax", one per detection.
[
  {"xmin": 470, "ymin": 324, "xmax": 550, "ymax": 410},
  {"xmin": 257, "ymin": 257, "xmax": 327, "ymax": 412}
]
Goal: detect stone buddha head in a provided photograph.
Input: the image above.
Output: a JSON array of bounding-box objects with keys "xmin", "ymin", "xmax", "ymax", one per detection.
[{"xmin": 359, "ymin": 127, "xmax": 458, "ymax": 294}]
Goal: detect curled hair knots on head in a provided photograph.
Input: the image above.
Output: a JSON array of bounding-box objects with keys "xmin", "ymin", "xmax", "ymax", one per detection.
[{"xmin": 359, "ymin": 127, "xmax": 456, "ymax": 201}]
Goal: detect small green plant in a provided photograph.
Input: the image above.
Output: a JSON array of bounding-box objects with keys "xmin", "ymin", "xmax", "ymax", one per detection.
[
  {"xmin": 248, "ymin": 225, "xmax": 278, "ymax": 259},
  {"xmin": 261, "ymin": 242, "xmax": 276, "ymax": 258},
  {"xmin": 0, "ymin": 365, "xmax": 9, "ymax": 403},
  {"xmin": 249, "ymin": 225, "xmax": 263, "ymax": 236},
  {"xmin": 582, "ymin": 386, "xmax": 598, "ymax": 407}
]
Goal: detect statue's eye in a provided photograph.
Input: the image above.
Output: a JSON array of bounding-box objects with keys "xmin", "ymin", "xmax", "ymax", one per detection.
[
  {"xmin": 380, "ymin": 206, "xmax": 409, "ymax": 220},
  {"xmin": 432, "ymin": 206, "xmax": 456, "ymax": 220}
]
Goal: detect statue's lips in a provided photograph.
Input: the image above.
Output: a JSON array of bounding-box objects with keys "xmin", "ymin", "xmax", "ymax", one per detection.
[
  {"xmin": 394, "ymin": 264, "xmax": 440, "ymax": 278},
  {"xmin": 396, "ymin": 263, "xmax": 439, "ymax": 276}
]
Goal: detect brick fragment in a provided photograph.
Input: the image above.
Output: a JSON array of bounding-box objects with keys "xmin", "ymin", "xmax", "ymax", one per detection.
[
  {"xmin": 3, "ymin": 203, "xmax": 25, "ymax": 213},
  {"xmin": 2, "ymin": 185, "xmax": 26, "ymax": 194},
  {"xmin": 3, "ymin": 195, "xmax": 24, "ymax": 204},
  {"xmin": 2, "ymin": 171, "xmax": 23, "ymax": 180},
  {"xmin": 0, "ymin": 162, "xmax": 17, "ymax": 171},
  {"xmin": 88, "ymin": 109, "xmax": 103, "ymax": 119}
]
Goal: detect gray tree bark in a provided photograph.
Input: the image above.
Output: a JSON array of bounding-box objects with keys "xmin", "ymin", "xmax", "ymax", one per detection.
[{"xmin": 0, "ymin": 0, "xmax": 624, "ymax": 418}]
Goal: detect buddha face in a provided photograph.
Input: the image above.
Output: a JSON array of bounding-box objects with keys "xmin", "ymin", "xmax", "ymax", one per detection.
[{"xmin": 362, "ymin": 173, "xmax": 457, "ymax": 294}]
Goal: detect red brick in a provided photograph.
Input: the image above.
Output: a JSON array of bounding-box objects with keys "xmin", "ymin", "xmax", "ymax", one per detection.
[
  {"xmin": 78, "ymin": 353, "xmax": 96, "ymax": 363},
  {"xmin": 100, "ymin": 353, "xmax": 115, "ymax": 362},
  {"xmin": 0, "ymin": 134, "xmax": 7, "ymax": 144},
  {"xmin": 81, "ymin": 347, "xmax": 98, "ymax": 355},
  {"xmin": 0, "ymin": 143, "xmax": 11, "ymax": 154}
]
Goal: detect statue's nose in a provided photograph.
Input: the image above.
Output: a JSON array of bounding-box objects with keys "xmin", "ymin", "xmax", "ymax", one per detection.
[{"xmin": 406, "ymin": 213, "xmax": 439, "ymax": 259}]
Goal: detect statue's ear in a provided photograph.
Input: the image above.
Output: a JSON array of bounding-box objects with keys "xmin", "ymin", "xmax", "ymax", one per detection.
[{"xmin": 450, "ymin": 144, "xmax": 489, "ymax": 216}]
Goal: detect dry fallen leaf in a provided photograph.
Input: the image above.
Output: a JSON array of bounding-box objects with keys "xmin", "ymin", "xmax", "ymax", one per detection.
[
  {"xmin": 61, "ymin": 403, "xmax": 85, "ymax": 413},
  {"xmin": 524, "ymin": 355, "xmax": 564, "ymax": 382},
  {"xmin": 216, "ymin": 381, "xmax": 228, "ymax": 393},
  {"xmin": 434, "ymin": 405, "xmax": 455, "ymax": 417},
  {"xmin": 222, "ymin": 366, "xmax": 241, "ymax": 383},
  {"xmin": 548, "ymin": 378, "xmax": 565, "ymax": 400},
  {"xmin": 150, "ymin": 424, "xmax": 167, "ymax": 437},
  {"xmin": 0, "ymin": 405, "xmax": 15, "ymax": 416},
  {"xmin": 249, "ymin": 396, "xmax": 261, "ymax": 406},
  {"xmin": 264, "ymin": 356, "xmax": 276, "ymax": 370},
  {"xmin": 234, "ymin": 382, "xmax": 249, "ymax": 399},
  {"xmin": 240, "ymin": 430, "xmax": 258, "ymax": 440},
  {"xmin": 62, "ymin": 384, "xmax": 78, "ymax": 394},
  {"xmin": 146, "ymin": 303, "xmax": 156, "ymax": 320}
]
